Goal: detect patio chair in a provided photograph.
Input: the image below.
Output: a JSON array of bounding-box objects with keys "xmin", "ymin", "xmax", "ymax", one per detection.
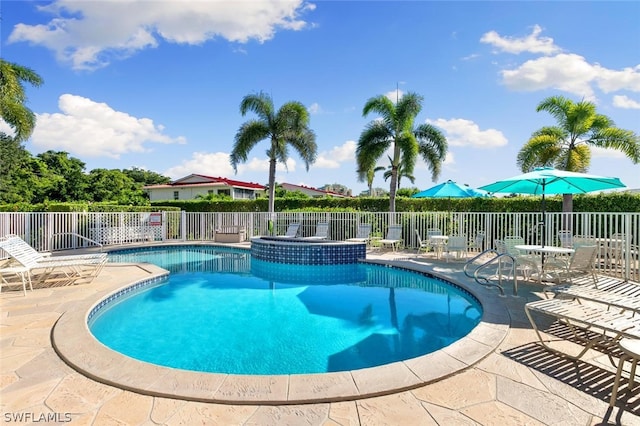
[
  {"xmin": 557, "ymin": 230, "xmax": 573, "ymax": 248},
  {"xmin": 279, "ymin": 223, "xmax": 300, "ymax": 238},
  {"xmin": 467, "ymin": 232, "xmax": 485, "ymax": 253},
  {"xmin": 379, "ymin": 225, "xmax": 403, "ymax": 252},
  {"xmin": 346, "ymin": 224, "xmax": 372, "ymax": 245},
  {"xmin": 0, "ymin": 236, "xmax": 107, "ymax": 289},
  {"xmin": 502, "ymin": 236, "xmax": 541, "ymax": 281},
  {"xmin": 544, "ymin": 244, "xmax": 599, "ymax": 284},
  {"xmin": 305, "ymin": 222, "xmax": 329, "ymax": 240},
  {"xmin": 445, "ymin": 235, "xmax": 467, "ymax": 262},
  {"xmin": 414, "ymin": 230, "xmax": 430, "ymax": 255},
  {"xmin": 0, "ymin": 263, "xmax": 33, "ymax": 296}
]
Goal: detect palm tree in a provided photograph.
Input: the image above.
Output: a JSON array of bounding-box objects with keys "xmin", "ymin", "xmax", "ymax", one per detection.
[
  {"xmin": 383, "ymin": 155, "xmax": 415, "ymax": 190},
  {"xmin": 356, "ymin": 92, "xmax": 447, "ymax": 212},
  {"xmin": 0, "ymin": 59, "xmax": 44, "ymax": 142},
  {"xmin": 360, "ymin": 164, "xmax": 385, "ymax": 196},
  {"xmin": 230, "ymin": 92, "xmax": 317, "ymax": 213},
  {"xmin": 518, "ymin": 95, "xmax": 640, "ymax": 212}
]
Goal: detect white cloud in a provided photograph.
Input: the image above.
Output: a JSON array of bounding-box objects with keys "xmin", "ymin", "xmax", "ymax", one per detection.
[
  {"xmin": 596, "ymin": 65, "xmax": 640, "ymax": 93},
  {"xmin": 308, "ymin": 102, "xmax": 322, "ymax": 114},
  {"xmin": 500, "ymin": 53, "xmax": 599, "ymax": 99},
  {"xmin": 164, "ymin": 151, "xmax": 297, "ymax": 180},
  {"xmin": 500, "ymin": 54, "xmax": 640, "ymax": 99},
  {"xmin": 591, "ymin": 146, "xmax": 627, "ymax": 160},
  {"xmin": 480, "ymin": 24, "xmax": 561, "ymax": 55},
  {"xmin": 427, "ymin": 118, "xmax": 508, "ymax": 148},
  {"xmin": 31, "ymin": 94, "xmax": 185, "ymax": 158},
  {"xmin": 612, "ymin": 95, "xmax": 640, "ymax": 109},
  {"xmin": 163, "ymin": 152, "xmax": 235, "ymax": 179},
  {"xmin": 314, "ymin": 140, "xmax": 356, "ymax": 168},
  {"xmin": 385, "ymin": 89, "xmax": 404, "ymax": 103},
  {"xmin": 8, "ymin": 0, "xmax": 315, "ymax": 70}
]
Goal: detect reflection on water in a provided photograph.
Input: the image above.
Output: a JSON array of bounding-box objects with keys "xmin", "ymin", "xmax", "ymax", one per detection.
[
  {"xmin": 109, "ymin": 246, "xmax": 251, "ymax": 274},
  {"xmin": 99, "ymin": 246, "xmax": 483, "ymax": 374},
  {"xmin": 250, "ymin": 258, "xmax": 367, "ymax": 284}
]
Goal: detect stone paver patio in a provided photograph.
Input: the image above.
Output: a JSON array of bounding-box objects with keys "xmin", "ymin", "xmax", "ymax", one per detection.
[{"xmin": 1, "ymin": 244, "xmax": 639, "ymax": 425}]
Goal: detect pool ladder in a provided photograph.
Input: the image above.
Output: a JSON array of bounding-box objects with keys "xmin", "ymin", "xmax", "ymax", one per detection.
[{"xmin": 463, "ymin": 249, "xmax": 518, "ymax": 296}]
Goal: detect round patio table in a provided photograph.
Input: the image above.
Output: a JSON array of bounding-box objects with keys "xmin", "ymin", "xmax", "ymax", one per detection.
[{"xmin": 610, "ymin": 338, "xmax": 640, "ymax": 408}]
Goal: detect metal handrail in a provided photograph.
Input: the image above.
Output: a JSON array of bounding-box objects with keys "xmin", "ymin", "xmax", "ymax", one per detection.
[{"xmin": 464, "ymin": 249, "xmax": 518, "ymax": 296}]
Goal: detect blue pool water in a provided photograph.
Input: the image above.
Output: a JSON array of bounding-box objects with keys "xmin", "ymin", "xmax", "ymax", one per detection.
[{"xmin": 92, "ymin": 246, "xmax": 482, "ymax": 375}]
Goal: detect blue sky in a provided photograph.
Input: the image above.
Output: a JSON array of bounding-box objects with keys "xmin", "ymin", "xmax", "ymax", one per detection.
[{"xmin": 2, "ymin": 0, "xmax": 639, "ymax": 195}]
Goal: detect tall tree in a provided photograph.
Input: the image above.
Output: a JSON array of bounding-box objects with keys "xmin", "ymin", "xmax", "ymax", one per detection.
[
  {"xmin": 0, "ymin": 60, "xmax": 43, "ymax": 203},
  {"xmin": 383, "ymin": 155, "xmax": 415, "ymax": 190},
  {"xmin": 360, "ymin": 164, "xmax": 385, "ymax": 196},
  {"xmin": 37, "ymin": 151, "xmax": 88, "ymax": 202},
  {"xmin": 356, "ymin": 92, "xmax": 447, "ymax": 212},
  {"xmin": 518, "ymin": 95, "xmax": 640, "ymax": 212},
  {"xmin": 0, "ymin": 59, "xmax": 43, "ymax": 142},
  {"xmin": 230, "ymin": 92, "xmax": 317, "ymax": 213}
]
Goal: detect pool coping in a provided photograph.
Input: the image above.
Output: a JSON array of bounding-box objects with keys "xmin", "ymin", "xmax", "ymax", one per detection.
[{"xmin": 51, "ymin": 246, "xmax": 511, "ymax": 405}]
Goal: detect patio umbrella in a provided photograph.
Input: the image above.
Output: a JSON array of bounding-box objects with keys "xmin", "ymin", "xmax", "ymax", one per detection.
[
  {"xmin": 412, "ymin": 180, "xmax": 484, "ymax": 198},
  {"xmin": 479, "ymin": 167, "xmax": 626, "ymax": 247}
]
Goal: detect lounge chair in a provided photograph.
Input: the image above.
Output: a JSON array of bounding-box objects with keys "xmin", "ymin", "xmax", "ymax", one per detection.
[
  {"xmin": 305, "ymin": 222, "xmax": 329, "ymax": 240},
  {"xmin": 0, "ymin": 236, "xmax": 107, "ymax": 289},
  {"xmin": 379, "ymin": 225, "xmax": 403, "ymax": 251},
  {"xmin": 2, "ymin": 234, "xmax": 106, "ymax": 264},
  {"xmin": 346, "ymin": 224, "xmax": 372, "ymax": 245},
  {"xmin": 525, "ymin": 296, "xmax": 640, "ymax": 361},
  {"xmin": 280, "ymin": 223, "xmax": 300, "ymax": 238}
]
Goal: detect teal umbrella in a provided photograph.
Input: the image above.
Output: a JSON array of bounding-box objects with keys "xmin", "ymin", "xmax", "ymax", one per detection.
[
  {"xmin": 479, "ymin": 167, "xmax": 626, "ymax": 246},
  {"xmin": 412, "ymin": 180, "xmax": 486, "ymax": 198}
]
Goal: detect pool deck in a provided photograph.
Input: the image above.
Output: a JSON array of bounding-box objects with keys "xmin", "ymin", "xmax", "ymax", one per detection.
[{"xmin": 1, "ymin": 243, "xmax": 640, "ymax": 425}]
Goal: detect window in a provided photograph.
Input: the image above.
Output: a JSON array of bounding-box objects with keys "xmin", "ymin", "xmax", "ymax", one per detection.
[
  {"xmin": 173, "ymin": 191, "xmax": 179, "ymax": 200},
  {"xmin": 218, "ymin": 189, "xmax": 231, "ymax": 197}
]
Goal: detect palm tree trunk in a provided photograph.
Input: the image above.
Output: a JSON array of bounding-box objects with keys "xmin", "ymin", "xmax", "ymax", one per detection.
[
  {"xmin": 389, "ymin": 168, "xmax": 398, "ymax": 213},
  {"xmin": 268, "ymin": 157, "xmax": 277, "ymax": 213},
  {"xmin": 562, "ymin": 193, "xmax": 573, "ymax": 214}
]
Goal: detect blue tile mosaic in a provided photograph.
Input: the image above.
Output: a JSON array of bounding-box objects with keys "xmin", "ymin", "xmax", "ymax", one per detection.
[{"xmin": 251, "ymin": 237, "xmax": 366, "ymax": 265}]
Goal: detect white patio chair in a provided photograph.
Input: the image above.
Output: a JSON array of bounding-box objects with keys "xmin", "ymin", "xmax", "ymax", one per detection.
[
  {"xmin": 502, "ymin": 236, "xmax": 541, "ymax": 281},
  {"xmin": 379, "ymin": 225, "xmax": 403, "ymax": 251},
  {"xmin": 305, "ymin": 222, "xmax": 329, "ymax": 240},
  {"xmin": 544, "ymin": 245, "xmax": 599, "ymax": 284},
  {"xmin": 445, "ymin": 235, "xmax": 467, "ymax": 262},
  {"xmin": 415, "ymin": 230, "xmax": 430, "ymax": 255},
  {"xmin": 467, "ymin": 232, "xmax": 485, "ymax": 253},
  {"xmin": 557, "ymin": 230, "xmax": 573, "ymax": 248},
  {"xmin": 346, "ymin": 224, "xmax": 372, "ymax": 245}
]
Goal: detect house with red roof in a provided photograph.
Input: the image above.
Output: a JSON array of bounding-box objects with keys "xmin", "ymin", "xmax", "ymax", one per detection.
[{"xmin": 143, "ymin": 174, "xmax": 266, "ymax": 201}]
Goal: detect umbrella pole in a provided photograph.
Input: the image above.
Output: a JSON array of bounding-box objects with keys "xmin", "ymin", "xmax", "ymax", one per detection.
[{"xmin": 541, "ymin": 191, "xmax": 546, "ymax": 248}]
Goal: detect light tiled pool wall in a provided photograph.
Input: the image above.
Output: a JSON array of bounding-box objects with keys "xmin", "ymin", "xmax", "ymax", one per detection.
[{"xmin": 251, "ymin": 237, "xmax": 366, "ymax": 265}]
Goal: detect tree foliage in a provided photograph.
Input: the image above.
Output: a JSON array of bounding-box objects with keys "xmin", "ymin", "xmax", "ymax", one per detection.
[
  {"xmin": 230, "ymin": 92, "xmax": 317, "ymax": 213},
  {"xmin": 356, "ymin": 92, "xmax": 447, "ymax": 212},
  {"xmin": 518, "ymin": 96, "xmax": 640, "ymax": 212}
]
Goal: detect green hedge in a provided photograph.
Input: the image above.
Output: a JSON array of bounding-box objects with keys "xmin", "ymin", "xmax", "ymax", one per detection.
[
  {"xmin": 0, "ymin": 202, "xmax": 181, "ymax": 212},
  {"xmin": 3, "ymin": 192, "xmax": 638, "ymax": 213},
  {"xmin": 150, "ymin": 192, "xmax": 640, "ymax": 213}
]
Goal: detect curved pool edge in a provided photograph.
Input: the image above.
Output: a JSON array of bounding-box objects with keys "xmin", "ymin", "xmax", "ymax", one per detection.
[{"xmin": 51, "ymin": 257, "xmax": 510, "ymax": 405}]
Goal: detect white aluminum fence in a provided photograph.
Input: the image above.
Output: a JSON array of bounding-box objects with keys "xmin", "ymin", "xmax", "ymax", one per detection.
[{"xmin": 1, "ymin": 211, "xmax": 638, "ymax": 282}]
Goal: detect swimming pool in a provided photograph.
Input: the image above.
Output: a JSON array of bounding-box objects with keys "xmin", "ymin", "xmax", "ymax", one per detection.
[{"xmin": 94, "ymin": 245, "xmax": 482, "ymax": 375}]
